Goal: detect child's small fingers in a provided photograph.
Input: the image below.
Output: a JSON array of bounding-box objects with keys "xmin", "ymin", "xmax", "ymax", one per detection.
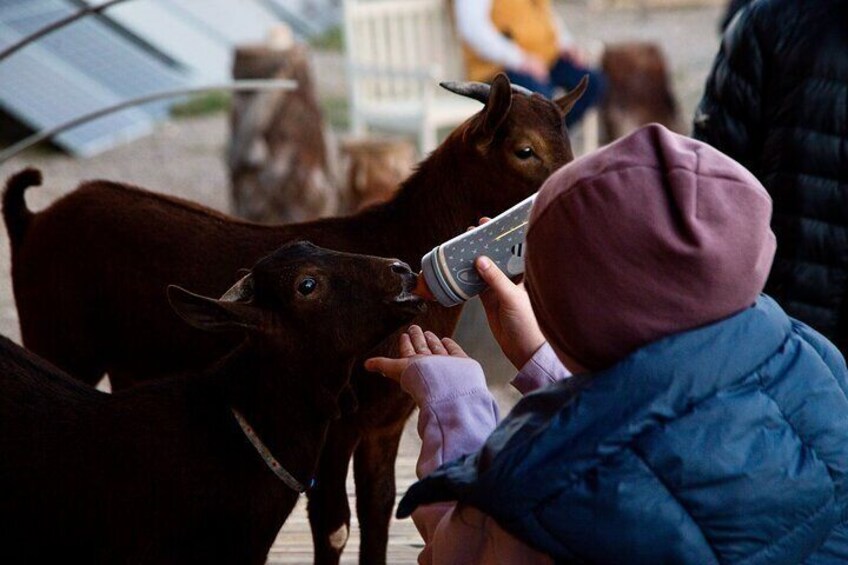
[
  {"xmin": 407, "ymin": 325, "xmax": 430, "ymax": 355},
  {"xmin": 424, "ymin": 331, "xmax": 447, "ymax": 355},
  {"xmin": 467, "ymin": 217, "xmax": 492, "ymax": 232},
  {"xmin": 441, "ymin": 337, "xmax": 468, "ymax": 358},
  {"xmin": 399, "ymin": 333, "xmax": 416, "ymax": 357},
  {"xmin": 364, "ymin": 357, "xmax": 406, "ymax": 381}
]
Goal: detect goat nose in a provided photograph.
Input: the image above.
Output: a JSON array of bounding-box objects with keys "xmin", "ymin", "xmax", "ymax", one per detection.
[{"xmin": 390, "ymin": 261, "xmax": 412, "ymax": 275}]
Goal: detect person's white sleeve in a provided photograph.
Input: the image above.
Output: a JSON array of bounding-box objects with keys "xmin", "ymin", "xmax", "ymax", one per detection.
[
  {"xmin": 454, "ymin": 0, "xmax": 526, "ymax": 70},
  {"xmin": 553, "ymin": 10, "xmax": 575, "ymax": 49}
]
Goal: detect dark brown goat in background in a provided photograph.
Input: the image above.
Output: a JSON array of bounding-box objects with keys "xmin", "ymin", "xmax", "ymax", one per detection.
[
  {"xmin": 0, "ymin": 241, "xmax": 421, "ymax": 564},
  {"xmin": 3, "ymin": 73, "xmax": 586, "ymax": 565},
  {"xmin": 600, "ymin": 42, "xmax": 683, "ymax": 142}
]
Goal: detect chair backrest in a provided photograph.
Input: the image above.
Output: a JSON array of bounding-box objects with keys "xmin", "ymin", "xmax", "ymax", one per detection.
[{"xmin": 342, "ymin": 0, "xmax": 464, "ymax": 105}]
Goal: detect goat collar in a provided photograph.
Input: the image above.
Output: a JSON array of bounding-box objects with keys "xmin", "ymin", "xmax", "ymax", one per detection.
[{"xmin": 231, "ymin": 408, "xmax": 314, "ymax": 493}]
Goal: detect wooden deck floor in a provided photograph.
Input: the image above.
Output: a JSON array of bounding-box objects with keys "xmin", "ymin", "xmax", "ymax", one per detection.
[{"xmin": 268, "ymin": 423, "xmax": 424, "ymax": 564}]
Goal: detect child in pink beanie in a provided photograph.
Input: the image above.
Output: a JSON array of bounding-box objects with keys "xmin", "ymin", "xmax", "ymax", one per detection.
[{"xmin": 367, "ymin": 124, "xmax": 848, "ymax": 564}]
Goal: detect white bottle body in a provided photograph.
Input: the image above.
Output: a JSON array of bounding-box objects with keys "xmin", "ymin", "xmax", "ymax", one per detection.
[{"xmin": 421, "ymin": 193, "xmax": 537, "ymax": 307}]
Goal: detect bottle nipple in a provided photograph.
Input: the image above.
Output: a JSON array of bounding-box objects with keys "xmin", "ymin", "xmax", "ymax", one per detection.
[{"xmin": 413, "ymin": 274, "xmax": 437, "ymax": 302}]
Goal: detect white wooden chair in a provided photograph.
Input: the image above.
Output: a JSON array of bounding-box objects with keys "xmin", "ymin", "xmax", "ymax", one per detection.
[
  {"xmin": 342, "ymin": 0, "xmax": 599, "ymax": 156},
  {"xmin": 342, "ymin": 0, "xmax": 481, "ymax": 154},
  {"xmin": 574, "ymin": 40, "xmax": 602, "ymax": 156}
]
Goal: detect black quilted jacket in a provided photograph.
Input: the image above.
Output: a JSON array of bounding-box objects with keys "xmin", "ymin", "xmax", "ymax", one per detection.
[{"xmin": 694, "ymin": 0, "xmax": 848, "ymax": 350}]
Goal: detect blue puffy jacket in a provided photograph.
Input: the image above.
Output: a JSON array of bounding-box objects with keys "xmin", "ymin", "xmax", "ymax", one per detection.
[{"xmin": 399, "ymin": 297, "xmax": 848, "ymax": 563}]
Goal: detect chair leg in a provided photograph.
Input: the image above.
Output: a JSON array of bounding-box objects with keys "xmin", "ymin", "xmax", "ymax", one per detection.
[
  {"xmin": 419, "ymin": 123, "xmax": 438, "ymax": 156},
  {"xmin": 351, "ymin": 112, "xmax": 367, "ymax": 138},
  {"xmin": 580, "ymin": 109, "xmax": 600, "ymax": 155}
]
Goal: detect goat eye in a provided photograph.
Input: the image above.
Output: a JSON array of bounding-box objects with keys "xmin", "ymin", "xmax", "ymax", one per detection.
[
  {"xmin": 297, "ymin": 278, "xmax": 317, "ymax": 296},
  {"xmin": 515, "ymin": 147, "xmax": 534, "ymax": 160}
]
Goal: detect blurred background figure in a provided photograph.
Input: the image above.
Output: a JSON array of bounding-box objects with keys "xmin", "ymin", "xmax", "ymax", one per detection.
[
  {"xmin": 453, "ymin": 0, "xmax": 606, "ymax": 126},
  {"xmin": 694, "ymin": 0, "xmax": 848, "ymax": 352}
]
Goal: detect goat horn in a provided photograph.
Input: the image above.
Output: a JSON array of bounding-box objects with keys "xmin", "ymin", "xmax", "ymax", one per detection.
[
  {"xmin": 510, "ymin": 84, "xmax": 534, "ymax": 96},
  {"xmin": 439, "ymin": 81, "xmax": 491, "ymax": 103},
  {"xmin": 440, "ymin": 81, "xmax": 535, "ymax": 103},
  {"xmin": 220, "ymin": 273, "xmax": 254, "ymax": 303}
]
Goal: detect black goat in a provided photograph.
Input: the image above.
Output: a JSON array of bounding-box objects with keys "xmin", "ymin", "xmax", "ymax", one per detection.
[{"xmin": 0, "ymin": 241, "xmax": 422, "ymax": 563}]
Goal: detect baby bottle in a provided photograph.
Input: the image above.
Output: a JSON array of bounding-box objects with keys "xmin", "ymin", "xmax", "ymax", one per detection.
[{"xmin": 416, "ymin": 194, "xmax": 536, "ymax": 307}]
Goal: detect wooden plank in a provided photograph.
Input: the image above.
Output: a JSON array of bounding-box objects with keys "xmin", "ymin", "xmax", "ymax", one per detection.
[{"xmin": 268, "ymin": 425, "xmax": 425, "ymax": 563}]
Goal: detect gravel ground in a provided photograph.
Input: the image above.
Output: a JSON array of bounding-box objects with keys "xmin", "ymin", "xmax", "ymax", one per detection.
[{"xmin": 0, "ymin": 1, "xmax": 725, "ymax": 404}]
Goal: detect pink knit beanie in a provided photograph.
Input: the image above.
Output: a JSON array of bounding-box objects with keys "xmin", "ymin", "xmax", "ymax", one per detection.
[{"xmin": 525, "ymin": 124, "xmax": 776, "ymax": 371}]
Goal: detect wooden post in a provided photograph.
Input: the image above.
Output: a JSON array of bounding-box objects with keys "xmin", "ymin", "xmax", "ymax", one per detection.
[
  {"xmin": 228, "ymin": 33, "xmax": 338, "ymax": 224},
  {"xmin": 338, "ymin": 137, "xmax": 416, "ymax": 212}
]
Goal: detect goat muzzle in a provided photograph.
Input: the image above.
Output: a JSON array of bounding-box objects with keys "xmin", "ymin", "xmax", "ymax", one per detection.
[{"xmin": 390, "ymin": 270, "xmax": 427, "ymax": 312}]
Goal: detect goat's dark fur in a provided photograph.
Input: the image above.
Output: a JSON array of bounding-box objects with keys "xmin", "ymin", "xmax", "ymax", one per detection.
[
  {"xmin": 3, "ymin": 74, "xmax": 586, "ymax": 564},
  {"xmin": 0, "ymin": 242, "xmax": 420, "ymax": 563}
]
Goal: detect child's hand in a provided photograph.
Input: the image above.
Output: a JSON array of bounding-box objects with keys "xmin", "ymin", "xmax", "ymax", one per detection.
[
  {"xmin": 559, "ymin": 45, "xmax": 588, "ymax": 67},
  {"xmin": 518, "ymin": 55, "xmax": 550, "ymax": 83},
  {"xmin": 468, "ymin": 218, "xmax": 547, "ymax": 370},
  {"xmin": 476, "ymin": 256, "xmax": 546, "ymax": 370},
  {"xmin": 365, "ymin": 325, "xmax": 468, "ymax": 382}
]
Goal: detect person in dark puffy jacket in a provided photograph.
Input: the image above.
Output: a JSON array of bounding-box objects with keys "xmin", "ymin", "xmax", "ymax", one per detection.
[
  {"xmin": 718, "ymin": 0, "xmax": 753, "ymax": 31},
  {"xmin": 367, "ymin": 124, "xmax": 848, "ymax": 563},
  {"xmin": 694, "ymin": 0, "xmax": 848, "ymax": 352}
]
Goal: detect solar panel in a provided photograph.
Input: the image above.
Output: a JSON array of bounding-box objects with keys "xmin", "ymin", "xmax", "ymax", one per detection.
[
  {"xmin": 81, "ymin": 0, "xmax": 232, "ymax": 84},
  {"xmin": 0, "ymin": 21, "xmax": 153, "ymax": 157},
  {"xmin": 0, "ymin": 0, "xmax": 190, "ymax": 156},
  {"xmin": 2, "ymin": 0, "xmax": 188, "ymax": 117},
  {"xmin": 166, "ymin": 0, "xmax": 283, "ymax": 47},
  {"xmin": 265, "ymin": 0, "xmax": 341, "ymax": 37},
  {"xmin": 83, "ymin": 0, "xmax": 294, "ymax": 86}
]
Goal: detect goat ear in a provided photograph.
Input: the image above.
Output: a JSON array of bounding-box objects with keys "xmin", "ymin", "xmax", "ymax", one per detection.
[
  {"xmin": 476, "ymin": 73, "xmax": 513, "ymax": 140},
  {"xmin": 554, "ymin": 75, "xmax": 589, "ymax": 116},
  {"xmin": 167, "ymin": 285, "xmax": 263, "ymax": 333}
]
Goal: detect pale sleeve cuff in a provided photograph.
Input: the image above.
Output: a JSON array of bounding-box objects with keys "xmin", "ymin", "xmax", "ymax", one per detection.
[
  {"xmin": 510, "ymin": 342, "xmax": 571, "ymax": 395},
  {"xmin": 454, "ymin": 0, "xmax": 527, "ymax": 70},
  {"xmin": 400, "ymin": 356, "xmax": 491, "ymax": 407},
  {"xmin": 400, "ymin": 356, "xmax": 499, "ymax": 479}
]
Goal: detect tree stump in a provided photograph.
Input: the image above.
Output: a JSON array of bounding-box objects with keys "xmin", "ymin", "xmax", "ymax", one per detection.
[
  {"xmin": 339, "ymin": 137, "xmax": 416, "ymax": 213},
  {"xmin": 228, "ymin": 37, "xmax": 338, "ymax": 225}
]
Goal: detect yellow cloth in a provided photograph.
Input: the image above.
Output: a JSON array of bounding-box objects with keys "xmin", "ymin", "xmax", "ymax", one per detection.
[{"xmin": 463, "ymin": 0, "xmax": 560, "ymax": 82}]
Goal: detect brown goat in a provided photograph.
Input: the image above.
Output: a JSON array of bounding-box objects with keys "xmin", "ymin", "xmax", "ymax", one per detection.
[
  {"xmin": 339, "ymin": 137, "xmax": 416, "ymax": 213},
  {"xmin": 3, "ymin": 73, "xmax": 586, "ymax": 565},
  {"xmin": 0, "ymin": 241, "xmax": 422, "ymax": 564},
  {"xmin": 600, "ymin": 42, "xmax": 683, "ymax": 142}
]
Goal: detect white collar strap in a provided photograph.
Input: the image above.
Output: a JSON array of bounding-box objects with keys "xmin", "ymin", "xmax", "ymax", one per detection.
[{"xmin": 231, "ymin": 408, "xmax": 313, "ymax": 493}]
